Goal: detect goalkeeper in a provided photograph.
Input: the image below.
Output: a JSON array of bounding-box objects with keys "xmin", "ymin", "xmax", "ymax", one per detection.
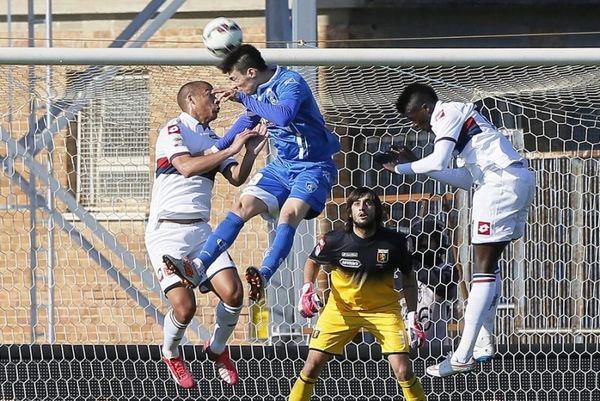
[
  {"xmin": 289, "ymin": 187, "xmax": 426, "ymax": 401},
  {"xmin": 376, "ymin": 83, "xmax": 535, "ymax": 378}
]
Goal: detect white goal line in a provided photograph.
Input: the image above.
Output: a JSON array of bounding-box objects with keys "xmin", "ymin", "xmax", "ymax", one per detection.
[{"xmin": 0, "ymin": 47, "xmax": 599, "ymax": 66}]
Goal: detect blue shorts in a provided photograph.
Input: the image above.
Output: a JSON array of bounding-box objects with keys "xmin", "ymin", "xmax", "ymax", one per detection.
[{"xmin": 241, "ymin": 157, "xmax": 337, "ymax": 221}]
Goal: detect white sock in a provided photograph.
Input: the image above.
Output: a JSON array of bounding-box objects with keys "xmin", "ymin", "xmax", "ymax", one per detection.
[
  {"xmin": 162, "ymin": 309, "xmax": 188, "ymax": 359},
  {"xmin": 477, "ymin": 268, "xmax": 501, "ymax": 345},
  {"xmin": 209, "ymin": 302, "xmax": 242, "ymax": 355},
  {"xmin": 453, "ymin": 273, "xmax": 496, "ymax": 362}
]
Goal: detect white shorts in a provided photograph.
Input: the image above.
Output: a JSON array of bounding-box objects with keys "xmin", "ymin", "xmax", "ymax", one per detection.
[
  {"xmin": 471, "ymin": 164, "xmax": 535, "ymax": 244},
  {"xmin": 145, "ymin": 220, "xmax": 235, "ymax": 294}
]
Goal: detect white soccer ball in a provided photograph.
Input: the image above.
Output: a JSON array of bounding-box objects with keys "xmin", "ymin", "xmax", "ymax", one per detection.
[{"xmin": 202, "ymin": 17, "xmax": 243, "ymax": 58}]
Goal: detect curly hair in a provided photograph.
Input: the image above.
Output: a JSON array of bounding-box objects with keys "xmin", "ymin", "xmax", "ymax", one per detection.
[{"xmin": 343, "ymin": 187, "xmax": 384, "ymax": 232}]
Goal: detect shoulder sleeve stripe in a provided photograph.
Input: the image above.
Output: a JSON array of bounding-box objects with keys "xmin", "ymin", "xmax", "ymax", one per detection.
[
  {"xmin": 169, "ymin": 151, "xmax": 190, "ymax": 162},
  {"xmin": 434, "ymin": 136, "xmax": 457, "ymax": 144}
]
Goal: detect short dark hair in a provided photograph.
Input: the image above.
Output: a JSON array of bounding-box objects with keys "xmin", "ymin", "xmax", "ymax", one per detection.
[
  {"xmin": 395, "ymin": 83, "xmax": 439, "ymax": 115},
  {"xmin": 218, "ymin": 44, "xmax": 268, "ymax": 74},
  {"xmin": 344, "ymin": 187, "xmax": 384, "ymax": 232}
]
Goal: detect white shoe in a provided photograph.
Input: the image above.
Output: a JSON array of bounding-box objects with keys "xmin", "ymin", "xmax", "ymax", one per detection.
[
  {"xmin": 473, "ymin": 337, "xmax": 496, "ymax": 362},
  {"xmin": 426, "ymin": 353, "xmax": 477, "ymax": 377}
]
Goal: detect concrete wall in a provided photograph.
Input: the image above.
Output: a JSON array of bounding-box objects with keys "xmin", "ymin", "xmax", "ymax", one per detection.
[{"xmin": 2, "ymin": 1, "xmax": 597, "ymax": 48}]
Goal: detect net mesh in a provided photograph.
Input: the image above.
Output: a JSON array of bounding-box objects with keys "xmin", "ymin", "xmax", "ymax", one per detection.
[{"xmin": 0, "ymin": 61, "xmax": 599, "ymax": 400}]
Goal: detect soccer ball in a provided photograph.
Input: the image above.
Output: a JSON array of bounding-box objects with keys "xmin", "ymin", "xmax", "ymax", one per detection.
[{"xmin": 202, "ymin": 17, "xmax": 243, "ymax": 58}]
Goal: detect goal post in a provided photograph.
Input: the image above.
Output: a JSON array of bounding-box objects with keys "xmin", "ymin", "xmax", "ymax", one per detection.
[
  {"xmin": 0, "ymin": 47, "xmax": 599, "ymax": 400},
  {"xmin": 1, "ymin": 47, "xmax": 600, "ymax": 65}
]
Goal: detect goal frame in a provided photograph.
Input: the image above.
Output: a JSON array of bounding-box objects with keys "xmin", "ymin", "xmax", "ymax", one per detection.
[{"xmin": 1, "ymin": 47, "xmax": 600, "ymax": 66}]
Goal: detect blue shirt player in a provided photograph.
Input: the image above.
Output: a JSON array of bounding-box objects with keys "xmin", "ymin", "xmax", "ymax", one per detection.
[{"xmin": 164, "ymin": 44, "xmax": 340, "ymax": 302}]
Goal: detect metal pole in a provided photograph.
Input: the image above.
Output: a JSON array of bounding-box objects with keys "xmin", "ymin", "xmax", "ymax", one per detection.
[
  {"xmin": 269, "ymin": 0, "xmax": 318, "ymax": 343},
  {"xmin": 4, "ymin": 47, "xmax": 600, "ymax": 66},
  {"xmin": 291, "ymin": 0, "xmax": 317, "ymax": 48},
  {"xmin": 131, "ymin": 0, "xmax": 187, "ymax": 48},
  {"xmin": 266, "ymin": 0, "xmax": 291, "ymax": 48},
  {"xmin": 27, "ymin": 0, "xmax": 38, "ymax": 344},
  {"xmin": 6, "ymin": 0, "xmax": 15, "ymax": 207},
  {"xmin": 45, "ymin": 0, "xmax": 55, "ymax": 345}
]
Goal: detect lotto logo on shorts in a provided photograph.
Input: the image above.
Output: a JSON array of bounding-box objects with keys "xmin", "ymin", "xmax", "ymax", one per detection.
[{"xmin": 477, "ymin": 221, "xmax": 491, "ymax": 236}]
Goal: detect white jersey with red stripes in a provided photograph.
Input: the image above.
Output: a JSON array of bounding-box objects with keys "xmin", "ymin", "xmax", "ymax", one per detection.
[
  {"xmin": 430, "ymin": 101, "xmax": 524, "ymax": 185},
  {"xmin": 147, "ymin": 112, "xmax": 236, "ymax": 227}
]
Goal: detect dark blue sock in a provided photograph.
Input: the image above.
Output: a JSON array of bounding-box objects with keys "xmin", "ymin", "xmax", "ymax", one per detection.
[
  {"xmin": 260, "ymin": 223, "xmax": 296, "ymax": 281},
  {"xmin": 198, "ymin": 212, "xmax": 244, "ymax": 269}
]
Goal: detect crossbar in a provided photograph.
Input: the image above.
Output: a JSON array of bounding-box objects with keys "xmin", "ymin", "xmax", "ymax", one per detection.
[{"xmin": 1, "ymin": 47, "xmax": 600, "ymax": 66}]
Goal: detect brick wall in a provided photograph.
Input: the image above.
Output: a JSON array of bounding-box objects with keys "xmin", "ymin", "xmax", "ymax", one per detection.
[{"xmin": 0, "ymin": 62, "xmax": 274, "ymax": 345}]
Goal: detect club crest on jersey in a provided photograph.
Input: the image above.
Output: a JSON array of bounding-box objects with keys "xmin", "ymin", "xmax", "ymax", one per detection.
[
  {"xmin": 168, "ymin": 124, "xmax": 181, "ymax": 134},
  {"xmin": 305, "ymin": 181, "xmax": 317, "ymax": 193},
  {"xmin": 477, "ymin": 221, "xmax": 491, "ymax": 235},
  {"xmin": 264, "ymin": 88, "xmax": 278, "ymax": 105},
  {"xmin": 377, "ymin": 249, "xmax": 389, "ymax": 263}
]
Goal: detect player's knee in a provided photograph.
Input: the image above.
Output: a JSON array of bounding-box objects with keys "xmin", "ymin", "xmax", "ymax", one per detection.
[
  {"xmin": 278, "ymin": 209, "xmax": 303, "ymax": 226},
  {"xmin": 231, "ymin": 200, "xmax": 256, "ymax": 222},
  {"xmin": 219, "ymin": 280, "xmax": 244, "ymax": 307},
  {"xmin": 302, "ymin": 351, "xmax": 329, "ymax": 377},
  {"xmin": 392, "ymin": 362, "xmax": 413, "ymax": 382},
  {"xmin": 172, "ymin": 297, "xmax": 197, "ymax": 323}
]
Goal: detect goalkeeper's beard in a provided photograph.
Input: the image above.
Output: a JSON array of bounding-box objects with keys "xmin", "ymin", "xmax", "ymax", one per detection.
[{"xmin": 353, "ymin": 219, "xmax": 376, "ymax": 231}]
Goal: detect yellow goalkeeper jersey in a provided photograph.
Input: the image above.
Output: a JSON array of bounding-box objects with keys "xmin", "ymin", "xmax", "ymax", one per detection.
[{"xmin": 309, "ymin": 228, "xmax": 412, "ymax": 312}]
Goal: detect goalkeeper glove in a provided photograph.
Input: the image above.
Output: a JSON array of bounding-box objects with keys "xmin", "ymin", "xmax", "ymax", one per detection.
[
  {"xmin": 298, "ymin": 283, "xmax": 323, "ymax": 318},
  {"xmin": 406, "ymin": 311, "xmax": 426, "ymax": 349}
]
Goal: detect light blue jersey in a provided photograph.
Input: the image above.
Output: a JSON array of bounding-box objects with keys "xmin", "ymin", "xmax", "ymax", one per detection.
[{"xmin": 216, "ymin": 66, "xmax": 340, "ymax": 162}]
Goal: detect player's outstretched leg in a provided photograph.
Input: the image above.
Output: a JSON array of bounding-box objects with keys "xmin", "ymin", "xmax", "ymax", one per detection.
[
  {"xmin": 245, "ymin": 266, "xmax": 266, "ymax": 301},
  {"xmin": 204, "ymin": 339, "xmax": 239, "ymax": 385},
  {"xmin": 162, "ymin": 254, "xmax": 203, "ymax": 288}
]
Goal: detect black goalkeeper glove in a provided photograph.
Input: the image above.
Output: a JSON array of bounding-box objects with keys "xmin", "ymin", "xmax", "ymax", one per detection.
[{"xmin": 372, "ymin": 145, "xmax": 417, "ymax": 169}]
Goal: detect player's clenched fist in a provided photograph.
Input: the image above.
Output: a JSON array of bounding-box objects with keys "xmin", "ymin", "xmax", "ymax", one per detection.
[{"xmin": 298, "ymin": 283, "xmax": 323, "ymax": 318}]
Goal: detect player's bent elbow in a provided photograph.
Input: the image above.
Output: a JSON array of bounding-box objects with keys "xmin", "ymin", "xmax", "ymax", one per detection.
[
  {"xmin": 428, "ymin": 161, "xmax": 447, "ymax": 173},
  {"xmin": 229, "ymin": 178, "xmax": 244, "ymax": 187},
  {"xmin": 179, "ymin": 167, "xmax": 194, "ymax": 178}
]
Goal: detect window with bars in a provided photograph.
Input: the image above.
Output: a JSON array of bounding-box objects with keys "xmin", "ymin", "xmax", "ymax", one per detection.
[{"xmin": 73, "ymin": 70, "xmax": 151, "ymax": 214}]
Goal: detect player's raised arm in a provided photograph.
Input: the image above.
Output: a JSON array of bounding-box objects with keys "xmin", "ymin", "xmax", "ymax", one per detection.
[
  {"xmin": 212, "ymin": 112, "xmax": 261, "ymax": 151},
  {"xmin": 222, "ymin": 124, "xmax": 269, "ymax": 186},
  {"xmin": 172, "ymin": 128, "xmax": 258, "ymax": 178}
]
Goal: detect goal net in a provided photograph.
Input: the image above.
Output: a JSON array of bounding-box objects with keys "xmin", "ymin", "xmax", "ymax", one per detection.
[{"xmin": 0, "ymin": 49, "xmax": 599, "ymax": 400}]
